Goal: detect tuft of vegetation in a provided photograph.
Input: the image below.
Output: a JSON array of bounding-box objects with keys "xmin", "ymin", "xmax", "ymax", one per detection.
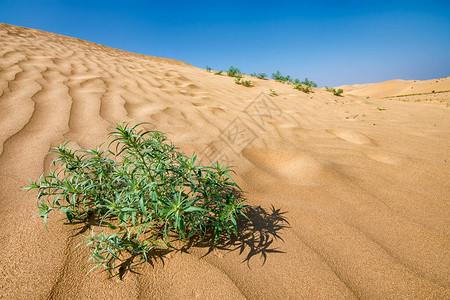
[
  {"xmin": 234, "ymin": 75, "xmax": 251, "ymax": 87},
  {"xmin": 241, "ymin": 80, "xmax": 251, "ymax": 87},
  {"xmin": 26, "ymin": 122, "xmax": 250, "ymax": 276},
  {"xmin": 272, "ymin": 71, "xmax": 284, "ymax": 81},
  {"xmin": 334, "ymin": 88, "xmax": 344, "ymax": 96},
  {"xmin": 294, "ymin": 84, "xmax": 311, "ymax": 93},
  {"xmin": 271, "ymin": 71, "xmax": 292, "ymax": 83},
  {"xmin": 301, "ymin": 78, "xmax": 317, "ymax": 87},
  {"xmin": 325, "ymin": 87, "xmax": 343, "ymax": 96},
  {"xmin": 377, "ymin": 106, "xmax": 387, "ymax": 111},
  {"xmin": 227, "ymin": 66, "xmax": 241, "ymax": 77},
  {"xmin": 269, "ymin": 89, "xmax": 278, "ymax": 96},
  {"xmin": 214, "ymin": 70, "xmax": 223, "ymax": 75},
  {"xmin": 251, "ymin": 72, "xmax": 267, "ymax": 79},
  {"xmin": 206, "ymin": 65, "xmax": 212, "ymax": 72}
]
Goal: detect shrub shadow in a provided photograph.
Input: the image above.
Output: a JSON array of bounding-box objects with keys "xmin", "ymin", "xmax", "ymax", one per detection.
[
  {"xmin": 70, "ymin": 198, "xmax": 289, "ymax": 278},
  {"xmin": 183, "ymin": 205, "xmax": 290, "ymax": 265}
]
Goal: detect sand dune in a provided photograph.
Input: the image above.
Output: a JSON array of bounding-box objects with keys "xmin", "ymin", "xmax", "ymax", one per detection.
[
  {"xmin": 338, "ymin": 77, "xmax": 450, "ymax": 101},
  {"xmin": 0, "ymin": 23, "xmax": 449, "ymax": 299}
]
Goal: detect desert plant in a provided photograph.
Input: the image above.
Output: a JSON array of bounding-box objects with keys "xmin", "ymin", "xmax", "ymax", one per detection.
[
  {"xmin": 301, "ymin": 78, "xmax": 317, "ymax": 87},
  {"xmin": 272, "ymin": 71, "xmax": 284, "ymax": 81},
  {"xmin": 241, "ymin": 80, "xmax": 251, "ymax": 87},
  {"xmin": 272, "ymin": 71, "xmax": 293, "ymax": 83},
  {"xmin": 325, "ymin": 87, "xmax": 343, "ymax": 96},
  {"xmin": 26, "ymin": 122, "xmax": 249, "ymax": 276},
  {"xmin": 334, "ymin": 88, "xmax": 343, "ymax": 96},
  {"xmin": 214, "ymin": 70, "xmax": 223, "ymax": 75},
  {"xmin": 256, "ymin": 73, "xmax": 267, "ymax": 79},
  {"xmin": 234, "ymin": 75, "xmax": 251, "ymax": 87},
  {"xmin": 251, "ymin": 72, "xmax": 267, "ymax": 79},
  {"xmin": 234, "ymin": 74, "xmax": 242, "ymax": 84},
  {"xmin": 294, "ymin": 84, "xmax": 310, "ymax": 93},
  {"xmin": 227, "ymin": 66, "xmax": 241, "ymax": 77},
  {"xmin": 206, "ymin": 65, "xmax": 212, "ymax": 72},
  {"xmin": 269, "ymin": 89, "xmax": 278, "ymax": 96}
]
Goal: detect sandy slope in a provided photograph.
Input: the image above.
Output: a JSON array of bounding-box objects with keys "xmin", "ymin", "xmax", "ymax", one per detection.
[
  {"xmin": 337, "ymin": 77, "xmax": 450, "ymax": 100},
  {"xmin": 0, "ymin": 23, "xmax": 449, "ymax": 299}
]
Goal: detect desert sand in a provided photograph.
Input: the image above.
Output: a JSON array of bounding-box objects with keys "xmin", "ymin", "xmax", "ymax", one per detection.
[
  {"xmin": 0, "ymin": 23, "xmax": 449, "ymax": 299},
  {"xmin": 337, "ymin": 77, "xmax": 450, "ymax": 104}
]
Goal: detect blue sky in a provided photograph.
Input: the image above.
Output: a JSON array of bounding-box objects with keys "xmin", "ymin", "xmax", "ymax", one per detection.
[{"xmin": 1, "ymin": 0, "xmax": 449, "ymax": 86}]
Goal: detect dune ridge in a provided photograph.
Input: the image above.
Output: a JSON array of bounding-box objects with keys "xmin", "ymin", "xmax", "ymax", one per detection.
[
  {"xmin": 0, "ymin": 23, "xmax": 449, "ymax": 299},
  {"xmin": 338, "ymin": 77, "xmax": 450, "ymax": 100}
]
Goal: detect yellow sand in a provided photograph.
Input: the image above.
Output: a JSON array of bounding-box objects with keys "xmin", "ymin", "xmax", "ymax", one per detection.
[
  {"xmin": 0, "ymin": 23, "xmax": 449, "ymax": 299},
  {"xmin": 338, "ymin": 77, "xmax": 450, "ymax": 99}
]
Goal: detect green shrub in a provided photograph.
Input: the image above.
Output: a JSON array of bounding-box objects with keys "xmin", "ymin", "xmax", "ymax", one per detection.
[
  {"xmin": 234, "ymin": 75, "xmax": 251, "ymax": 87},
  {"xmin": 26, "ymin": 122, "xmax": 249, "ymax": 276},
  {"xmin": 206, "ymin": 65, "xmax": 212, "ymax": 72},
  {"xmin": 214, "ymin": 70, "xmax": 223, "ymax": 75},
  {"xmin": 325, "ymin": 87, "xmax": 343, "ymax": 96},
  {"xmin": 256, "ymin": 73, "xmax": 267, "ymax": 79},
  {"xmin": 301, "ymin": 78, "xmax": 317, "ymax": 87},
  {"xmin": 227, "ymin": 66, "xmax": 241, "ymax": 77},
  {"xmin": 272, "ymin": 71, "xmax": 293, "ymax": 83},
  {"xmin": 294, "ymin": 84, "xmax": 310, "ymax": 93},
  {"xmin": 251, "ymin": 72, "xmax": 267, "ymax": 79},
  {"xmin": 272, "ymin": 70, "xmax": 284, "ymax": 81},
  {"xmin": 334, "ymin": 88, "xmax": 343, "ymax": 96},
  {"xmin": 241, "ymin": 80, "xmax": 251, "ymax": 87},
  {"xmin": 269, "ymin": 89, "xmax": 278, "ymax": 96},
  {"xmin": 234, "ymin": 74, "xmax": 242, "ymax": 84}
]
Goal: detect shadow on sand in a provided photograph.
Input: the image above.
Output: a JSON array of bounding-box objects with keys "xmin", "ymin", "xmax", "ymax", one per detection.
[{"xmin": 71, "ymin": 203, "xmax": 289, "ymax": 279}]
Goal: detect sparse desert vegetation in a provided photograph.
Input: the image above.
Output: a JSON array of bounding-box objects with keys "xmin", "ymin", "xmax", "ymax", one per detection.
[
  {"xmin": 227, "ymin": 66, "xmax": 241, "ymax": 77},
  {"xmin": 325, "ymin": 86, "xmax": 344, "ymax": 96},
  {"xmin": 1, "ymin": 22, "xmax": 449, "ymax": 300}
]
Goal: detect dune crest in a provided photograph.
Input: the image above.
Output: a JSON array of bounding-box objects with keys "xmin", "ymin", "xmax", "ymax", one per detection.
[{"xmin": 0, "ymin": 23, "xmax": 449, "ymax": 299}]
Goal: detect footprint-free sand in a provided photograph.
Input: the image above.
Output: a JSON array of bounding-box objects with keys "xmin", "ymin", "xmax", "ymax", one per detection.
[{"xmin": 0, "ymin": 23, "xmax": 449, "ymax": 299}]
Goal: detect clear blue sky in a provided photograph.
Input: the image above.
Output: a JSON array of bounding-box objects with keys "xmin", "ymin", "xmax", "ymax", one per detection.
[{"xmin": 1, "ymin": 0, "xmax": 449, "ymax": 87}]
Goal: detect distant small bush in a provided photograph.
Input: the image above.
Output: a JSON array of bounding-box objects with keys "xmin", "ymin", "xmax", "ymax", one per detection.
[
  {"xmin": 227, "ymin": 66, "xmax": 241, "ymax": 77},
  {"xmin": 234, "ymin": 74, "xmax": 242, "ymax": 84},
  {"xmin": 214, "ymin": 70, "xmax": 223, "ymax": 75},
  {"xmin": 251, "ymin": 72, "xmax": 267, "ymax": 79},
  {"xmin": 272, "ymin": 71, "xmax": 284, "ymax": 81},
  {"xmin": 334, "ymin": 88, "xmax": 343, "ymax": 96},
  {"xmin": 294, "ymin": 84, "xmax": 310, "ymax": 93},
  {"xmin": 325, "ymin": 87, "xmax": 343, "ymax": 96},
  {"xmin": 269, "ymin": 89, "xmax": 278, "ymax": 96},
  {"xmin": 234, "ymin": 75, "xmax": 251, "ymax": 87},
  {"xmin": 206, "ymin": 65, "xmax": 212, "ymax": 72},
  {"xmin": 301, "ymin": 78, "xmax": 317, "ymax": 87},
  {"xmin": 256, "ymin": 73, "xmax": 267, "ymax": 79},
  {"xmin": 272, "ymin": 71, "xmax": 292, "ymax": 83},
  {"xmin": 241, "ymin": 80, "xmax": 251, "ymax": 87}
]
